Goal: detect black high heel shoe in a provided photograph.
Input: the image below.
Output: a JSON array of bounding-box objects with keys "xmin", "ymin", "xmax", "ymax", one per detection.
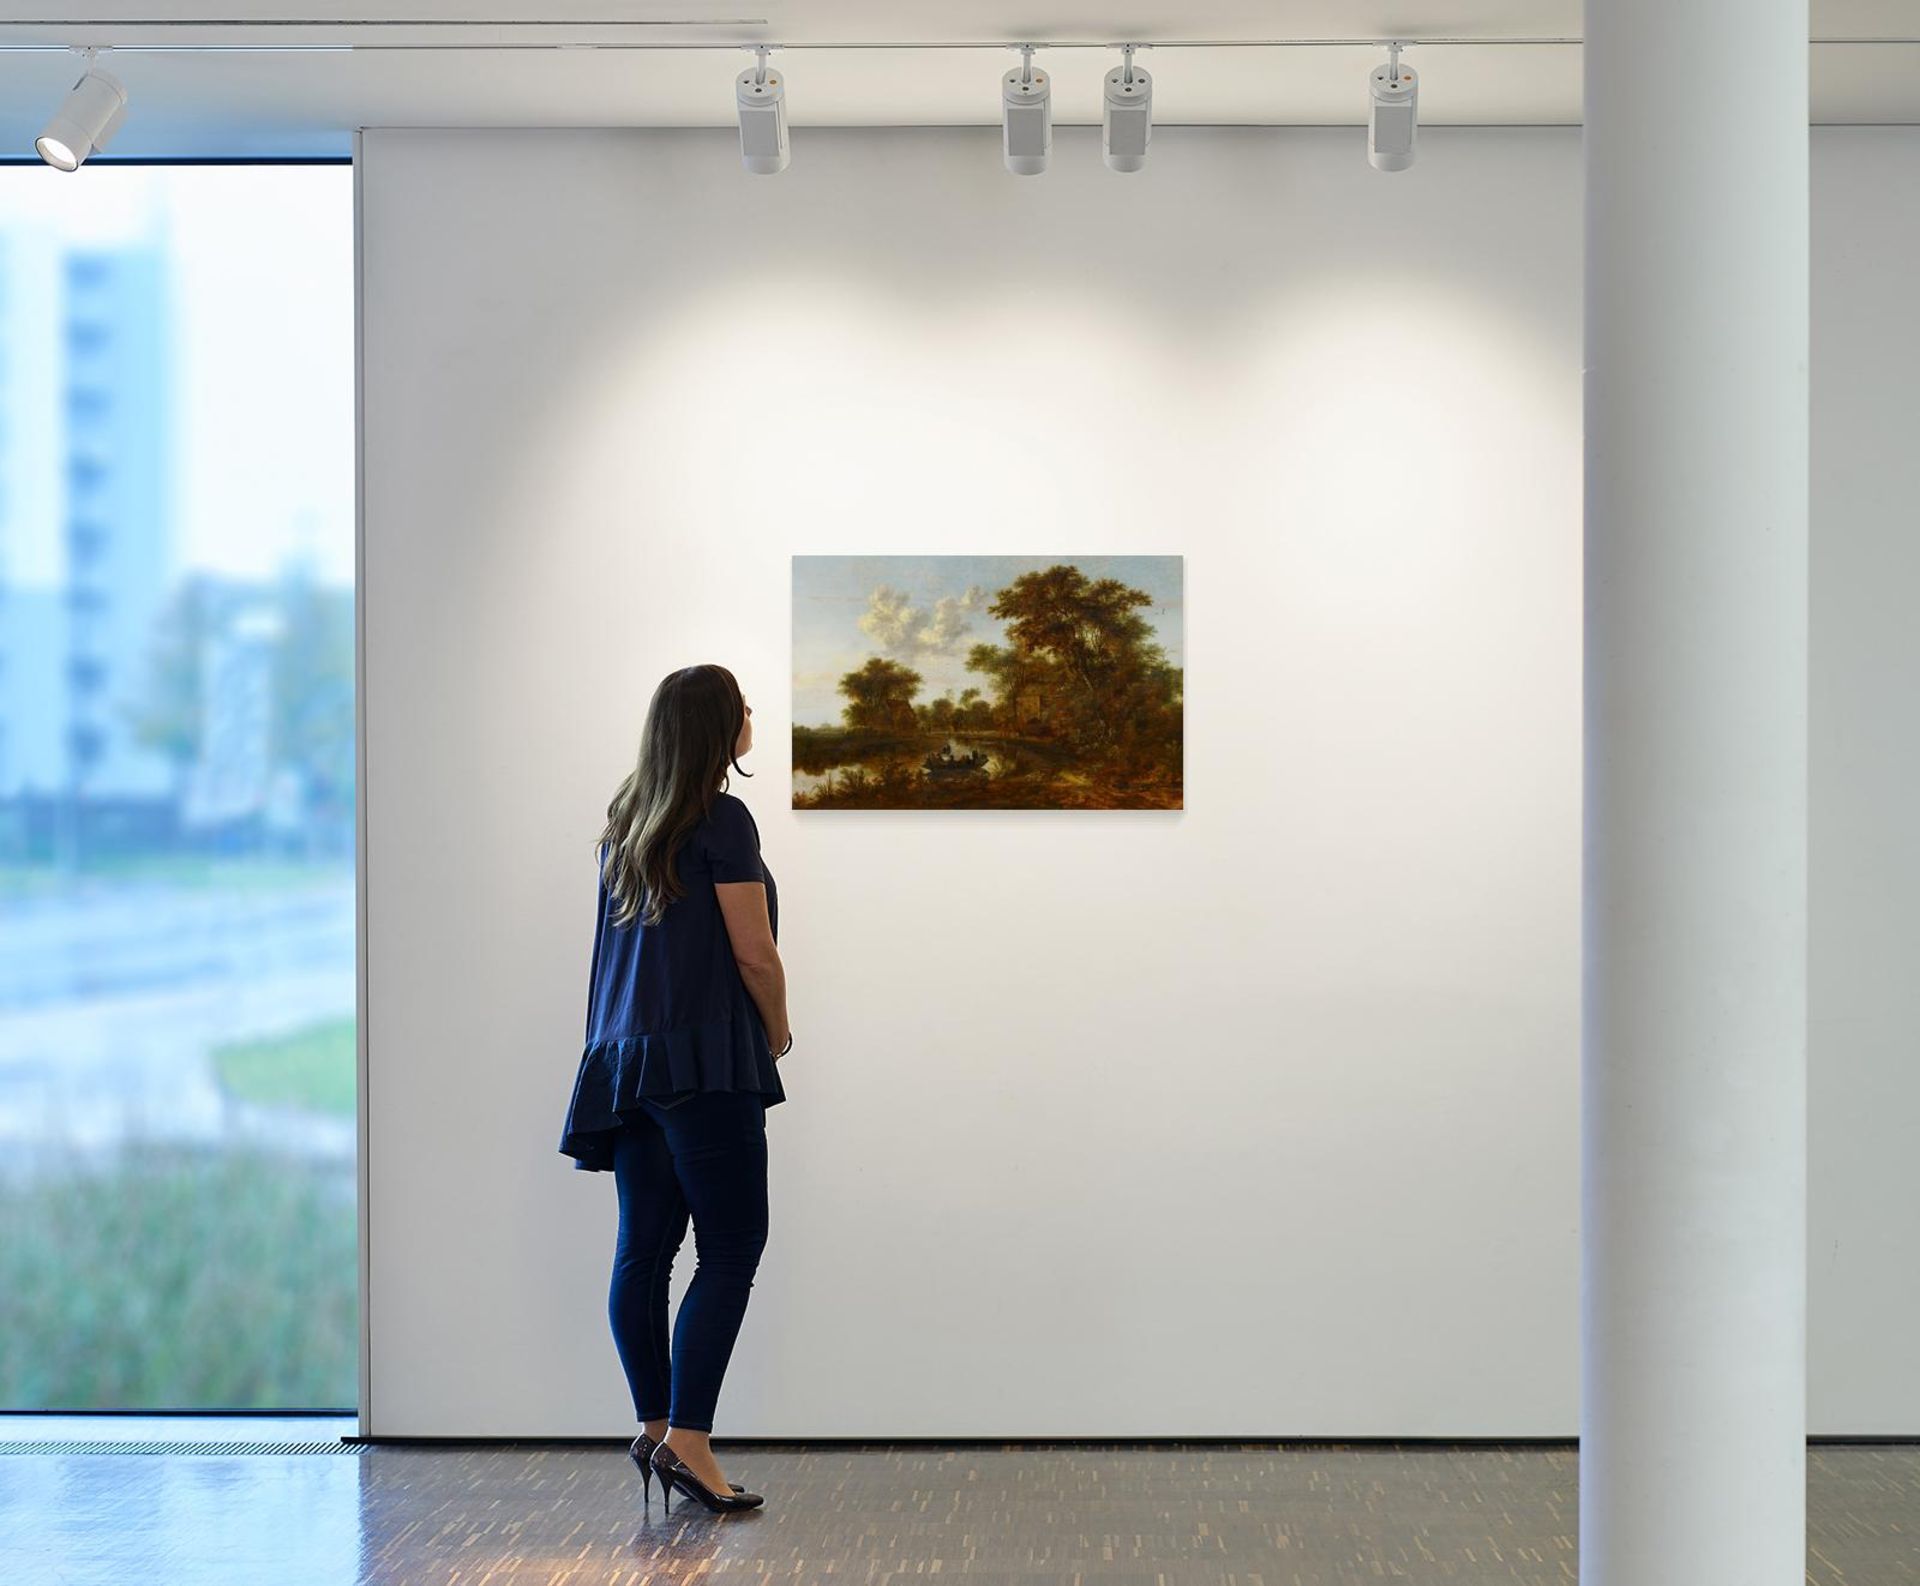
[
  {"xmin": 629, "ymin": 1432, "xmax": 744, "ymax": 1502},
  {"xmin": 649, "ymin": 1440, "xmax": 765, "ymax": 1513}
]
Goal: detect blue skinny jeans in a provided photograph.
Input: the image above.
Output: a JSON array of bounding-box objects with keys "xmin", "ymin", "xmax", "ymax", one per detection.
[{"xmin": 609, "ymin": 1090, "xmax": 770, "ymax": 1434}]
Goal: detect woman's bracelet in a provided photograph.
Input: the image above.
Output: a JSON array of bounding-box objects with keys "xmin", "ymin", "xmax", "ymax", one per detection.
[{"xmin": 774, "ymin": 1032, "xmax": 794, "ymax": 1058}]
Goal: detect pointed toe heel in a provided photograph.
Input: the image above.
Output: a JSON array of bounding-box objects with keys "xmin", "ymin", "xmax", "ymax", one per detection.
[
  {"xmin": 648, "ymin": 1443, "xmax": 765, "ymax": 1513},
  {"xmin": 632, "ymin": 1430, "xmax": 743, "ymax": 1503}
]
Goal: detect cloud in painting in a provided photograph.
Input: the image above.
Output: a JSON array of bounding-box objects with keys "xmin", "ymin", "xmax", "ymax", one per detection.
[
  {"xmin": 857, "ymin": 584, "xmax": 920, "ymax": 652},
  {"xmin": 858, "ymin": 582, "xmax": 990, "ymax": 658},
  {"xmin": 917, "ymin": 586, "xmax": 989, "ymax": 652}
]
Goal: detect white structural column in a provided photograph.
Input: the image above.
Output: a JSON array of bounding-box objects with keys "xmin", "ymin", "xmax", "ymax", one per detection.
[{"xmin": 1582, "ymin": 3, "xmax": 1808, "ymax": 1584}]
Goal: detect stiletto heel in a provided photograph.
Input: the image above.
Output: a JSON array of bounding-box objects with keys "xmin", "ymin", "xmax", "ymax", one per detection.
[
  {"xmin": 631, "ymin": 1430, "xmax": 743, "ymax": 1503},
  {"xmin": 628, "ymin": 1435, "xmax": 655, "ymax": 1501},
  {"xmin": 648, "ymin": 1442, "xmax": 765, "ymax": 1513}
]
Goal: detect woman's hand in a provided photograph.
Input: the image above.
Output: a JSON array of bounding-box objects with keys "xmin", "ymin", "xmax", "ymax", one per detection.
[{"xmin": 716, "ymin": 880, "xmax": 790, "ymax": 1064}]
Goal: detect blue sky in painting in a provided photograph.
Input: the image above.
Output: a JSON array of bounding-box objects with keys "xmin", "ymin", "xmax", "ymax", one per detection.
[{"xmin": 792, "ymin": 555, "xmax": 1184, "ymax": 728}]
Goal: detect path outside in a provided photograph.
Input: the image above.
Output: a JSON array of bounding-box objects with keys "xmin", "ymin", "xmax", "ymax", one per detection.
[{"xmin": 0, "ymin": 875, "xmax": 357, "ymax": 1170}]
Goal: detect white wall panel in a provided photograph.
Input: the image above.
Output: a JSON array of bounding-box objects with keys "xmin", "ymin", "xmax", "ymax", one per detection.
[{"xmin": 358, "ymin": 125, "xmax": 1916, "ymax": 1436}]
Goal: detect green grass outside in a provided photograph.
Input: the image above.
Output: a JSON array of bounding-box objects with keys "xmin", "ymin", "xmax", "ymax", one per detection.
[
  {"xmin": 212, "ymin": 1018, "xmax": 358, "ymax": 1117},
  {"xmin": 0, "ymin": 854, "xmax": 352, "ymax": 902},
  {"xmin": 0, "ymin": 1145, "xmax": 359, "ymax": 1409}
]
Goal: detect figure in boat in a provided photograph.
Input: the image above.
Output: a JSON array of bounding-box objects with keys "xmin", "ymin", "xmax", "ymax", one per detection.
[{"xmin": 924, "ymin": 736, "xmax": 990, "ymax": 775}]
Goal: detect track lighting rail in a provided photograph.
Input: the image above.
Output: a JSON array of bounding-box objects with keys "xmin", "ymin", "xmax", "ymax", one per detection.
[{"xmin": 3, "ymin": 29, "xmax": 1919, "ymax": 56}]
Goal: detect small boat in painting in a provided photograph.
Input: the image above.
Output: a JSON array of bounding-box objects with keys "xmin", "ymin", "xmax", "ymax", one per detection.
[{"xmin": 923, "ymin": 739, "xmax": 990, "ymax": 775}]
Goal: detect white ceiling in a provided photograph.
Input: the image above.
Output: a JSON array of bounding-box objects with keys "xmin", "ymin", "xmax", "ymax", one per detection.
[{"xmin": 1, "ymin": 2, "xmax": 1917, "ymax": 158}]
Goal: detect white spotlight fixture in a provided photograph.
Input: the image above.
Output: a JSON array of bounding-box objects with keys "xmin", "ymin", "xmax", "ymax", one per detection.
[
  {"xmin": 1102, "ymin": 44, "xmax": 1152, "ymax": 172},
  {"xmin": 1002, "ymin": 44, "xmax": 1050, "ymax": 175},
  {"xmin": 1368, "ymin": 42, "xmax": 1417, "ymax": 173},
  {"xmin": 37, "ymin": 51, "xmax": 127, "ymax": 172},
  {"xmin": 735, "ymin": 44, "xmax": 789, "ymax": 174}
]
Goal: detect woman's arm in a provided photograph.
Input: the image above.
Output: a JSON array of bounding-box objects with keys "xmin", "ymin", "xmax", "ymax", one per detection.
[{"xmin": 715, "ymin": 880, "xmax": 790, "ymax": 1056}]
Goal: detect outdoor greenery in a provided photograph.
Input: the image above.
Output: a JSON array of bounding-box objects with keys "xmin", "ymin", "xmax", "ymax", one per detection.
[
  {"xmin": 212, "ymin": 1018, "xmax": 358, "ymax": 1117},
  {"xmin": 0, "ymin": 1145, "xmax": 358, "ymax": 1409},
  {"xmin": 126, "ymin": 568, "xmax": 357, "ymax": 829},
  {"xmin": 0, "ymin": 855, "xmax": 348, "ymax": 902}
]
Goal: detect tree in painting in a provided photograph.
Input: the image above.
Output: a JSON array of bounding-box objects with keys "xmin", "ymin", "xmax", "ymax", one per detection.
[
  {"xmin": 836, "ymin": 657, "xmax": 924, "ymax": 732},
  {"xmin": 966, "ymin": 566, "xmax": 1181, "ymax": 763}
]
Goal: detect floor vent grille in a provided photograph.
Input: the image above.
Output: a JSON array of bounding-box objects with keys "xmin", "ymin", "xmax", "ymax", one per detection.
[{"xmin": 0, "ymin": 1439, "xmax": 361, "ymax": 1456}]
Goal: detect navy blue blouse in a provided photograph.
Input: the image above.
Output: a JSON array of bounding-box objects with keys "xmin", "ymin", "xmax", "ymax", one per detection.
[{"xmin": 559, "ymin": 791, "xmax": 786, "ymax": 1172}]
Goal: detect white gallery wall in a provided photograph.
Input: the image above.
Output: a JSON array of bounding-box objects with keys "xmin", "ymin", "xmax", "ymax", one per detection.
[
  {"xmin": 1807, "ymin": 129, "xmax": 1920, "ymax": 1435},
  {"xmin": 358, "ymin": 125, "xmax": 1919, "ymax": 1437}
]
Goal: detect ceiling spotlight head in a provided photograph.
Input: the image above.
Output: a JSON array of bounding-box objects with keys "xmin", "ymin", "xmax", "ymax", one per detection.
[
  {"xmin": 1002, "ymin": 46, "xmax": 1050, "ymax": 175},
  {"xmin": 735, "ymin": 46, "xmax": 789, "ymax": 174},
  {"xmin": 37, "ymin": 61, "xmax": 127, "ymax": 172},
  {"xmin": 1368, "ymin": 45, "xmax": 1417, "ymax": 173},
  {"xmin": 1102, "ymin": 47, "xmax": 1152, "ymax": 173}
]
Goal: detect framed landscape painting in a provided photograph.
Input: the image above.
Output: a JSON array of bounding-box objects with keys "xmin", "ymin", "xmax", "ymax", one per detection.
[{"xmin": 792, "ymin": 555, "xmax": 1183, "ymax": 810}]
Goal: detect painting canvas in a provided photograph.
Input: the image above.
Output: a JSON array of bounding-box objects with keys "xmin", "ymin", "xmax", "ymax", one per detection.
[{"xmin": 792, "ymin": 555, "xmax": 1183, "ymax": 810}]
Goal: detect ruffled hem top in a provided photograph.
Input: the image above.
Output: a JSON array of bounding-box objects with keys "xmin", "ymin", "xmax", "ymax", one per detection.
[{"xmin": 559, "ymin": 791, "xmax": 786, "ymax": 1172}]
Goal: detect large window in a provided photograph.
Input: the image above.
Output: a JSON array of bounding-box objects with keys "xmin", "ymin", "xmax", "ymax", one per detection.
[{"xmin": 0, "ymin": 164, "xmax": 356, "ymax": 1409}]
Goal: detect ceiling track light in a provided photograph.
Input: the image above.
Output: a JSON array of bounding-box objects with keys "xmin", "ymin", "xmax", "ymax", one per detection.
[
  {"xmin": 1368, "ymin": 40, "xmax": 1418, "ymax": 172},
  {"xmin": 735, "ymin": 42, "xmax": 788, "ymax": 174},
  {"xmin": 37, "ymin": 47, "xmax": 127, "ymax": 171},
  {"xmin": 1103, "ymin": 43, "xmax": 1152, "ymax": 172},
  {"xmin": 1002, "ymin": 43, "xmax": 1050, "ymax": 175}
]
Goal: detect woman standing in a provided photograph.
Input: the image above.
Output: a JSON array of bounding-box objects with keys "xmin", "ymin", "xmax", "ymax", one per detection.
[{"xmin": 559, "ymin": 663, "xmax": 790, "ymax": 1515}]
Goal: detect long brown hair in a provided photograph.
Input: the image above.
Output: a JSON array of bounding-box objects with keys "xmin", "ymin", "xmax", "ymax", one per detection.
[{"xmin": 597, "ymin": 664, "xmax": 752, "ymax": 928}]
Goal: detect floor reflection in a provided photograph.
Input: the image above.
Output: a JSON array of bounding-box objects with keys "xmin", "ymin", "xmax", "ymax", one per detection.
[{"xmin": 0, "ymin": 1439, "xmax": 1913, "ymax": 1585}]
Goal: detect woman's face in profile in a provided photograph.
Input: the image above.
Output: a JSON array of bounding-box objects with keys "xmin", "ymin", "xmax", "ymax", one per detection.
[{"xmin": 737, "ymin": 695, "xmax": 753, "ymax": 759}]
